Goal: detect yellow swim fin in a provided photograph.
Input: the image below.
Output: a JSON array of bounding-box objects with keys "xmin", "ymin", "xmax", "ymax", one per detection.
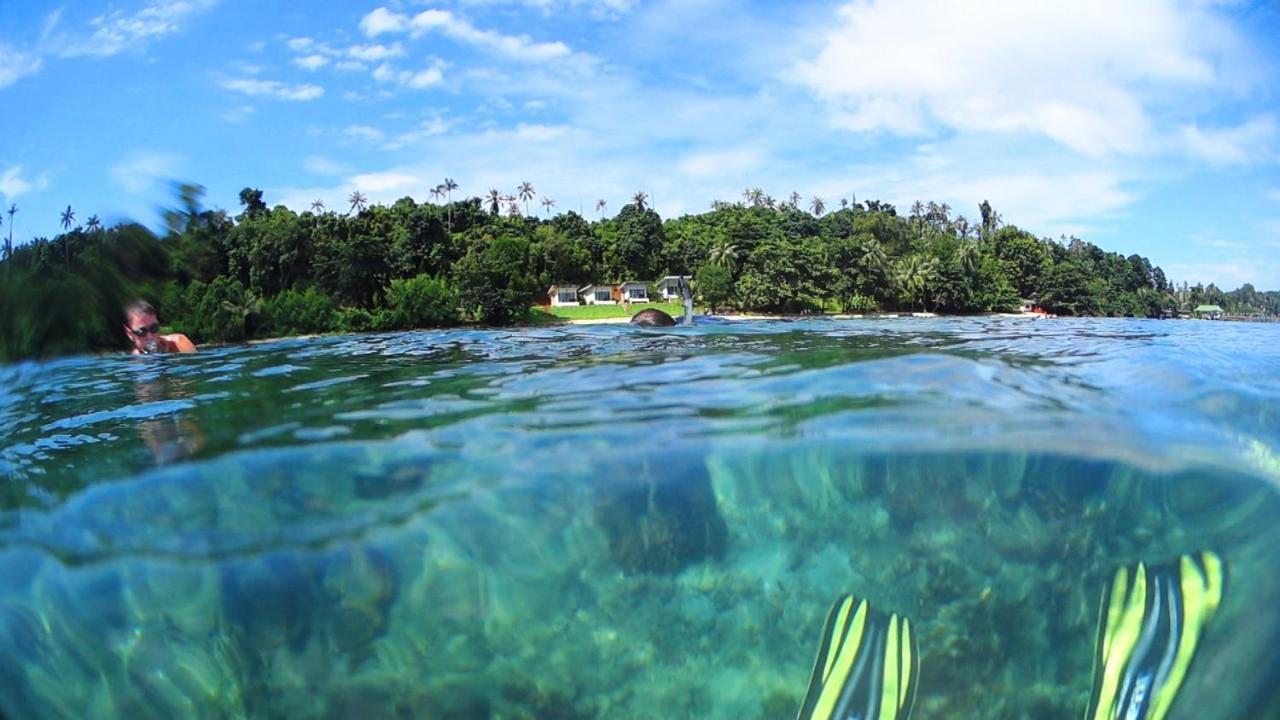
[
  {"xmin": 797, "ymin": 594, "xmax": 919, "ymax": 720},
  {"xmin": 1084, "ymin": 550, "xmax": 1226, "ymax": 720}
]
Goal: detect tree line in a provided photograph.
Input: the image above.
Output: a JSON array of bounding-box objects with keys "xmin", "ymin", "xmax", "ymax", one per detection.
[{"xmin": 1, "ymin": 182, "xmax": 1274, "ymax": 362}]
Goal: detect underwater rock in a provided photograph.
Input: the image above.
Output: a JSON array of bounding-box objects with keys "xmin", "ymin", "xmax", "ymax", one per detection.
[{"xmin": 593, "ymin": 463, "xmax": 728, "ymax": 575}]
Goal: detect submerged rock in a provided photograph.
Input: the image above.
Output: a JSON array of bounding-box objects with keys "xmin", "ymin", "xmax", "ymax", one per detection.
[{"xmin": 594, "ymin": 463, "xmax": 728, "ymax": 574}]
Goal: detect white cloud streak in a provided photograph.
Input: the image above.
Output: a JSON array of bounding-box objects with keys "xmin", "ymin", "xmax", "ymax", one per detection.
[
  {"xmin": 54, "ymin": 0, "xmax": 218, "ymax": 58},
  {"xmin": 0, "ymin": 44, "xmax": 43, "ymax": 89},
  {"xmin": 220, "ymin": 78, "xmax": 324, "ymax": 101},
  {"xmin": 0, "ymin": 166, "xmax": 49, "ymax": 200},
  {"xmin": 347, "ymin": 43, "xmax": 405, "ymax": 62},
  {"xmin": 360, "ymin": 7, "xmax": 572, "ymax": 63},
  {"xmin": 371, "ymin": 61, "xmax": 446, "ymax": 90},
  {"xmin": 293, "ymin": 54, "xmax": 330, "ymax": 71},
  {"xmin": 1179, "ymin": 115, "xmax": 1278, "ymax": 166}
]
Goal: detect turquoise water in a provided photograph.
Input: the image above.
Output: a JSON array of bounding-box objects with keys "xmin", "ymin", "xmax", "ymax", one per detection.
[{"xmin": 1, "ymin": 318, "xmax": 1279, "ymax": 719}]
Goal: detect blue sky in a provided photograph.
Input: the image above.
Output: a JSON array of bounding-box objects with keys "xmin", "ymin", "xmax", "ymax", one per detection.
[{"xmin": 2, "ymin": 0, "xmax": 1278, "ymax": 289}]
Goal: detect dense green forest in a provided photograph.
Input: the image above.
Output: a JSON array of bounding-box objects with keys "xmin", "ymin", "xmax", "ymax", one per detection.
[{"xmin": 1, "ymin": 183, "xmax": 1275, "ymax": 361}]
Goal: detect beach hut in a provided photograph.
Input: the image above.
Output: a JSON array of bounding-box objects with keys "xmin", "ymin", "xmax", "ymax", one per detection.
[
  {"xmin": 656, "ymin": 276, "xmax": 691, "ymax": 301},
  {"xmin": 580, "ymin": 284, "xmax": 617, "ymax": 305},
  {"xmin": 1193, "ymin": 304, "xmax": 1223, "ymax": 319},
  {"xmin": 619, "ymin": 281, "xmax": 650, "ymax": 303},
  {"xmin": 548, "ymin": 284, "xmax": 580, "ymax": 307}
]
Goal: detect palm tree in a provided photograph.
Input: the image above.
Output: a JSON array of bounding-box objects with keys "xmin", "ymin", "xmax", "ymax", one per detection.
[
  {"xmin": 348, "ymin": 190, "xmax": 368, "ymax": 215},
  {"xmin": 839, "ymin": 198, "xmax": 849, "ymax": 210},
  {"xmin": 6, "ymin": 204, "xmax": 16, "ymax": 267},
  {"xmin": 310, "ymin": 199, "xmax": 326, "ymax": 214},
  {"xmin": 429, "ymin": 187, "xmax": 441, "ymax": 204},
  {"xmin": 541, "ymin": 197, "xmax": 557, "ymax": 217},
  {"xmin": 595, "ymin": 199, "xmax": 607, "ymax": 218},
  {"xmin": 810, "ymin": 196, "xmax": 826, "ymax": 217},
  {"xmin": 895, "ymin": 255, "xmax": 938, "ymax": 312},
  {"xmin": 631, "ymin": 191, "xmax": 648, "ymax": 211},
  {"xmin": 442, "ymin": 177, "xmax": 459, "ymax": 230},
  {"xmin": 486, "ymin": 189, "xmax": 503, "ymax": 215},
  {"xmin": 957, "ymin": 239, "xmax": 980, "ymax": 278},
  {"xmin": 86, "ymin": 214, "xmax": 102, "ymax": 232},
  {"xmin": 788, "ymin": 191, "xmax": 802, "ymax": 209},
  {"xmin": 708, "ymin": 237, "xmax": 740, "ymax": 274},
  {"xmin": 222, "ymin": 290, "xmax": 261, "ymax": 340},
  {"xmin": 762, "ymin": 194, "xmax": 776, "ymax": 210},
  {"xmin": 743, "ymin": 187, "xmax": 765, "ymax": 208},
  {"xmin": 505, "ymin": 197, "xmax": 520, "ymax": 217},
  {"xmin": 60, "ymin": 205, "xmax": 76, "ymax": 231},
  {"xmin": 518, "ymin": 181, "xmax": 536, "ymax": 216}
]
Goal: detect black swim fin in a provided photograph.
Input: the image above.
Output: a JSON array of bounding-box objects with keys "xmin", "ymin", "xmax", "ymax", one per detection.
[
  {"xmin": 797, "ymin": 594, "xmax": 919, "ymax": 720},
  {"xmin": 1085, "ymin": 550, "xmax": 1226, "ymax": 720}
]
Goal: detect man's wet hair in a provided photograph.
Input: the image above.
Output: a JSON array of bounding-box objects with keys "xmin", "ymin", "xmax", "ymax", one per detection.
[{"xmin": 124, "ymin": 299, "xmax": 156, "ymax": 321}]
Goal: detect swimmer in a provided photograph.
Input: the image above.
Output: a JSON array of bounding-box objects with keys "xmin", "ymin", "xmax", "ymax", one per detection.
[{"xmin": 123, "ymin": 299, "xmax": 196, "ymax": 355}]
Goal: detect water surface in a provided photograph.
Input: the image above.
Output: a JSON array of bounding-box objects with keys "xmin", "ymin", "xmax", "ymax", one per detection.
[{"xmin": 2, "ymin": 318, "xmax": 1278, "ymax": 718}]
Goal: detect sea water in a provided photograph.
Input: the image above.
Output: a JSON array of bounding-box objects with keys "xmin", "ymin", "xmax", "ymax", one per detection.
[{"xmin": 1, "ymin": 318, "xmax": 1277, "ymax": 719}]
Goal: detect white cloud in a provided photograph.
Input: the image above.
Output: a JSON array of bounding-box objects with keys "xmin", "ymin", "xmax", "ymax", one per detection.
[
  {"xmin": 678, "ymin": 148, "xmax": 763, "ymax": 178},
  {"xmin": 360, "ymin": 8, "xmax": 409, "ymax": 37},
  {"xmin": 0, "ymin": 166, "xmax": 49, "ymax": 200},
  {"xmin": 361, "ymin": 7, "xmax": 573, "ymax": 63},
  {"xmin": 344, "ymin": 125, "xmax": 385, "ymax": 143},
  {"xmin": 110, "ymin": 152, "xmax": 179, "ymax": 194},
  {"xmin": 0, "ymin": 44, "xmax": 43, "ymax": 88},
  {"xmin": 514, "ymin": 123, "xmax": 571, "ymax": 141},
  {"xmin": 293, "ymin": 54, "xmax": 330, "ymax": 71},
  {"xmin": 287, "ymin": 37, "xmax": 315, "ymax": 52},
  {"xmin": 456, "ymin": 0, "xmax": 639, "ymax": 16},
  {"xmin": 790, "ymin": 0, "xmax": 1241, "ymax": 157},
  {"xmin": 303, "ymin": 156, "xmax": 347, "ymax": 176},
  {"xmin": 384, "ymin": 118, "xmax": 454, "ymax": 149},
  {"xmin": 220, "ymin": 78, "xmax": 324, "ymax": 101},
  {"xmin": 334, "ymin": 60, "xmax": 367, "ymax": 72},
  {"xmin": 371, "ymin": 60, "xmax": 446, "ymax": 90},
  {"xmin": 1179, "ymin": 115, "xmax": 1278, "ymax": 166},
  {"xmin": 349, "ymin": 171, "xmax": 421, "ymax": 193},
  {"xmin": 347, "ymin": 43, "xmax": 404, "ymax": 62},
  {"xmin": 55, "ymin": 0, "xmax": 218, "ymax": 58}
]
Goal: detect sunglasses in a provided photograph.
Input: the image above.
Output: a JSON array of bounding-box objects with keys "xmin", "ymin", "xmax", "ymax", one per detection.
[{"xmin": 130, "ymin": 323, "xmax": 161, "ymax": 337}]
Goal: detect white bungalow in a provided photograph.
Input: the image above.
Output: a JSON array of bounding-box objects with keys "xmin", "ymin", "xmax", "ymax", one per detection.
[
  {"xmin": 548, "ymin": 284, "xmax": 580, "ymax": 307},
  {"xmin": 580, "ymin": 284, "xmax": 617, "ymax": 305},
  {"xmin": 619, "ymin": 281, "xmax": 650, "ymax": 303},
  {"xmin": 656, "ymin": 276, "xmax": 691, "ymax": 301}
]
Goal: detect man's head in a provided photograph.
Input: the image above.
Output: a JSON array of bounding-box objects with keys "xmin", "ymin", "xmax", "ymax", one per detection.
[{"xmin": 123, "ymin": 299, "xmax": 162, "ymax": 354}]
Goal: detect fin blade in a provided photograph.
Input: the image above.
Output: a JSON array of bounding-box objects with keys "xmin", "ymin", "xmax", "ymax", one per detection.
[
  {"xmin": 798, "ymin": 596, "xmax": 918, "ymax": 720},
  {"xmin": 1085, "ymin": 552, "xmax": 1226, "ymax": 720}
]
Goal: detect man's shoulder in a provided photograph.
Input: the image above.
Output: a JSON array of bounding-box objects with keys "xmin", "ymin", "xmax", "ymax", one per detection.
[{"xmin": 165, "ymin": 334, "xmax": 198, "ymax": 353}]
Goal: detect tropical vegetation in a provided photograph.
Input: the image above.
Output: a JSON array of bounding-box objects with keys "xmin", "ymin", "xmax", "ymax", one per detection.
[{"xmin": 1, "ymin": 181, "xmax": 1275, "ymax": 362}]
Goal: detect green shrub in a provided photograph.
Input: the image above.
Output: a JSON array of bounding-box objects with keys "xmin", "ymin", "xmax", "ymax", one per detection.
[
  {"xmin": 337, "ymin": 307, "xmax": 375, "ymax": 332},
  {"xmin": 383, "ymin": 275, "xmax": 460, "ymax": 329},
  {"xmin": 179, "ymin": 276, "xmax": 256, "ymax": 343},
  {"xmin": 257, "ymin": 287, "xmax": 337, "ymax": 337},
  {"xmin": 844, "ymin": 294, "xmax": 878, "ymax": 313}
]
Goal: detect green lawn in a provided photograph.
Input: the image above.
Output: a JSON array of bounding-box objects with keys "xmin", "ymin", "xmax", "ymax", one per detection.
[{"xmin": 538, "ymin": 302, "xmax": 687, "ymax": 320}]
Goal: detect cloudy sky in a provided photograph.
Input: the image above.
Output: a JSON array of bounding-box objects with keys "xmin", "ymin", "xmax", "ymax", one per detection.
[{"xmin": 2, "ymin": 0, "xmax": 1278, "ymax": 288}]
